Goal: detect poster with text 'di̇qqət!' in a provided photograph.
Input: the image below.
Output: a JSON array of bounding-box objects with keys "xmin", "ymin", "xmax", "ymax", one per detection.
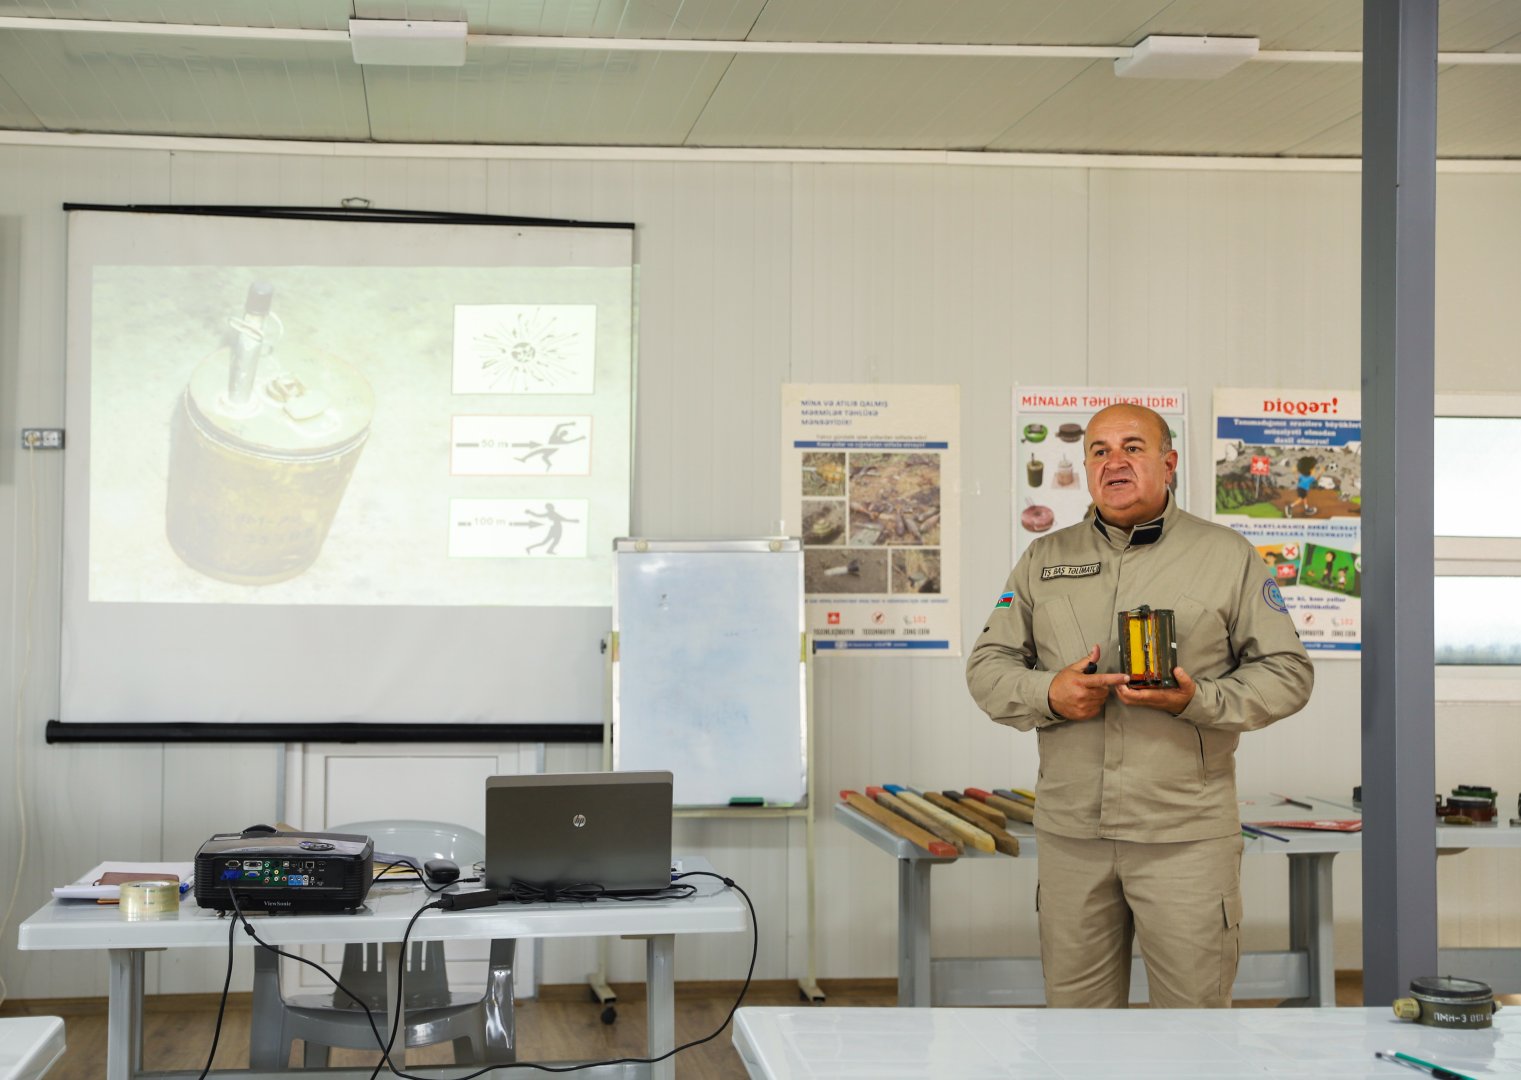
[
  {"xmin": 1212, "ymin": 388, "xmax": 1361, "ymax": 656},
  {"xmin": 781, "ymin": 384, "xmax": 960, "ymax": 656},
  {"xmin": 1012, "ymin": 387, "xmax": 1189, "ymax": 564}
]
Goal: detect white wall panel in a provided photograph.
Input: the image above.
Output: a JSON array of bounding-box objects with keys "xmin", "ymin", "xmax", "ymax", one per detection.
[{"xmin": 1, "ymin": 143, "xmax": 1520, "ymax": 1002}]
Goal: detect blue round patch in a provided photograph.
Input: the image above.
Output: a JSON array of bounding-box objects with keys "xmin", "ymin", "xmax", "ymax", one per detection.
[{"xmin": 1263, "ymin": 578, "xmax": 1288, "ymax": 613}]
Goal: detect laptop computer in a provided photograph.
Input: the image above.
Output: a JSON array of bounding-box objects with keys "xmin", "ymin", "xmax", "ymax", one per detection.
[{"xmin": 484, "ymin": 771, "xmax": 673, "ymax": 895}]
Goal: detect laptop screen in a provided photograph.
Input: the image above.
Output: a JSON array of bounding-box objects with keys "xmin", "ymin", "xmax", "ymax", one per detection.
[{"xmin": 484, "ymin": 771, "xmax": 673, "ymax": 895}]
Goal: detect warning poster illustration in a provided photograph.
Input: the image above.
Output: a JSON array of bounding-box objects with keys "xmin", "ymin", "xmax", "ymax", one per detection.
[
  {"xmin": 781, "ymin": 385, "xmax": 960, "ymax": 655},
  {"xmin": 1212, "ymin": 388, "xmax": 1362, "ymax": 655}
]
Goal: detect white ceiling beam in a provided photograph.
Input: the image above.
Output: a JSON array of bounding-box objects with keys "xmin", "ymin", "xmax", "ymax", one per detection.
[
  {"xmin": 4, "ymin": 128, "xmax": 1521, "ymax": 173},
  {"xmin": 0, "ymin": 16, "xmax": 1517, "ymax": 66}
]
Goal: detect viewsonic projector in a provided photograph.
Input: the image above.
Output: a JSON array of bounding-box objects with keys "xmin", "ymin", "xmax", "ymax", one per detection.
[{"xmin": 194, "ymin": 829, "xmax": 374, "ymax": 913}]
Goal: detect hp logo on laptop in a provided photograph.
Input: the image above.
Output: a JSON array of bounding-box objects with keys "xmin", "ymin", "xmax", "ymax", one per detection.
[{"xmin": 573, "ymin": 814, "xmax": 586, "ymax": 828}]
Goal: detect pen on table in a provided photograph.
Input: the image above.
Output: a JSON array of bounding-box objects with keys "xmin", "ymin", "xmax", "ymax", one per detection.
[
  {"xmin": 1272, "ymin": 792, "xmax": 1315, "ymax": 810},
  {"xmin": 1374, "ymin": 1049, "xmax": 1475, "ymax": 1080},
  {"xmin": 1241, "ymin": 823, "xmax": 1290, "ymax": 843}
]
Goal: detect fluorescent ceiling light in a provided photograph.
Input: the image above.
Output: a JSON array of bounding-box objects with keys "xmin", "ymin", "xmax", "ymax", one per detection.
[
  {"xmin": 349, "ymin": 19, "xmax": 468, "ymax": 67},
  {"xmin": 1114, "ymin": 35, "xmax": 1259, "ymax": 79}
]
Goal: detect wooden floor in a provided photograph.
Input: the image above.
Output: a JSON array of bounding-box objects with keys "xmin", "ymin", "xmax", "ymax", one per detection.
[{"xmin": 2, "ymin": 975, "xmax": 1369, "ymax": 1079}]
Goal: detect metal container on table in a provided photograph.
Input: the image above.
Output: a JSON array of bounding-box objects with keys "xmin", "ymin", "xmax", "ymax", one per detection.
[{"xmin": 165, "ymin": 283, "xmax": 374, "ymax": 585}]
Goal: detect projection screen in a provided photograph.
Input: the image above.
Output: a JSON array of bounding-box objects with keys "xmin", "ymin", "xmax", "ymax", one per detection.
[{"xmin": 58, "ymin": 206, "xmax": 633, "ymax": 734}]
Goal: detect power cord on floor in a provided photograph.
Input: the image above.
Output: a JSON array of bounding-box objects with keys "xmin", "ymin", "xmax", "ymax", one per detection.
[{"xmin": 197, "ymin": 870, "xmax": 757, "ymax": 1077}]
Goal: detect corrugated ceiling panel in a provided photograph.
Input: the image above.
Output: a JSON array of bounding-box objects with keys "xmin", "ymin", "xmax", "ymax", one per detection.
[
  {"xmin": 0, "ymin": 0, "xmax": 352, "ymax": 29},
  {"xmin": 988, "ymin": 59, "xmax": 1364, "ymax": 156},
  {"xmin": 350, "ymin": 0, "xmax": 768, "ymax": 39},
  {"xmin": 363, "ymin": 48, "xmax": 732, "ymax": 145},
  {"xmin": 688, "ymin": 54, "xmax": 1093, "ymax": 150},
  {"xmin": 749, "ymin": 0, "xmax": 1168, "ymax": 46},
  {"xmin": 1286, "ymin": 67, "xmax": 1521, "ymax": 158},
  {"xmin": 0, "ymin": 69, "xmax": 42, "ymax": 129},
  {"xmin": 1438, "ymin": 0, "xmax": 1521, "ymax": 52},
  {"xmin": 1124, "ymin": 0, "xmax": 1363, "ymax": 51},
  {"xmin": 1434, "ymin": 66, "xmax": 1521, "ymax": 158},
  {"xmin": 0, "ymin": 30, "xmax": 368, "ymax": 138}
]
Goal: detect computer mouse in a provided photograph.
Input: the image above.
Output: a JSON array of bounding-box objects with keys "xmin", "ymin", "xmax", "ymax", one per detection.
[{"xmin": 423, "ymin": 858, "xmax": 460, "ymax": 884}]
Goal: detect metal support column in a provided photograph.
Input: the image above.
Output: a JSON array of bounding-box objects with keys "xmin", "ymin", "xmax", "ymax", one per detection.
[
  {"xmin": 1287, "ymin": 853, "xmax": 1337, "ymax": 1007},
  {"xmin": 1360, "ymin": 0, "xmax": 1439, "ymax": 1006},
  {"xmin": 897, "ymin": 859, "xmax": 932, "ymax": 1006}
]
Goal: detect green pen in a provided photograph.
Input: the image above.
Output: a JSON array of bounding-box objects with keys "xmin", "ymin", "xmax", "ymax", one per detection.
[{"xmin": 1374, "ymin": 1049, "xmax": 1476, "ymax": 1080}]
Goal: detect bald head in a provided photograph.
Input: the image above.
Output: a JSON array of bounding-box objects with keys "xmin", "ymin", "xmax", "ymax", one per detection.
[{"xmin": 1088, "ymin": 404, "xmax": 1171, "ymax": 453}]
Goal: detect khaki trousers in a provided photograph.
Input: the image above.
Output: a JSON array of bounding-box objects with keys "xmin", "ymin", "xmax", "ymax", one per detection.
[{"xmin": 1035, "ymin": 829, "xmax": 1244, "ymax": 1009}]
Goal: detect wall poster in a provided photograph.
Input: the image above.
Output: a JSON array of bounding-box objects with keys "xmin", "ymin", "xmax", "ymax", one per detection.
[
  {"xmin": 1212, "ymin": 388, "xmax": 1362, "ymax": 655},
  {"xmin": 1011, "ymin": 387, "xmax": 1189, "ymax": 563},
  {"xmin": 781, "ymin": 384, "xmax": 960, "ymax": 655}
]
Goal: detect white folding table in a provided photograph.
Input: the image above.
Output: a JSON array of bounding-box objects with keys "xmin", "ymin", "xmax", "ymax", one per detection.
[
  {"xmin": 18, "ymin": 856, "xmax": 747, "ymax": 1080},
  {"xmin": 0, "ymin": 1017, "xmax": 65, "ymax": 1080},
  {"xmin": 733, "ymin": 1004, "xmax": 1521, "ymax": 1079},
  {"xmin": 835, "ymin": 793, "xmax": 1521, "ymax": 1008}
]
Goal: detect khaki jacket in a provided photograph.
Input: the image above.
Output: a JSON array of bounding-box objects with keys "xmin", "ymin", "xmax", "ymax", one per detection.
[{"xmin": 966, "ymin": 497, "xmax": 1313, "ymax": 843}]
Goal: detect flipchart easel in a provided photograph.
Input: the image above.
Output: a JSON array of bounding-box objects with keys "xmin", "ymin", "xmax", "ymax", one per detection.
[{"xmin": 589, "ymin": 537, "xmax": 823, "ymax": 1016}]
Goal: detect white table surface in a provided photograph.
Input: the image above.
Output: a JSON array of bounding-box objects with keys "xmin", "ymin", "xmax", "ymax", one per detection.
[
  {"xmin": 733, "ymin": 1006, "xmax": 1521, "ymax": 1079},
  {"xmin": 18, "ymin": 857, "xmax": 747, "ymax": 1079},
  {"xmin": 18, "ymin": 856, "xmax": 746, "ymax": 951},
  {"xmin": 0, "ymin": 1017, "xmax": 65, "ymax": 1080}
]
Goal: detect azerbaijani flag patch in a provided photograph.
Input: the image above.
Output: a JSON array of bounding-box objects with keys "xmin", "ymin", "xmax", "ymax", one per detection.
[{"xmin": 995, "ymin": 591, "xmax": 1015, "ymax": 608}]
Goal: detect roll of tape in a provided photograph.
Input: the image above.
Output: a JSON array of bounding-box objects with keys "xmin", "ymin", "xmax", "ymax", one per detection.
[{"xmin": 119, "ymin": 880, "xmax": 180, "ymax": 920}]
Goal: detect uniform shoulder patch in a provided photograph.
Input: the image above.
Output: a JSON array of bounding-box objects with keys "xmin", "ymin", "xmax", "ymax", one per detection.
[
  {"xmin": 1040, "ymin": 562, "xmax": 1101, "ymax": 580},
  {"xmin": 1263, "ymin": 578, "xmax": 1288, "ymax": 613},
  {"xmin": 995, "ymin": 591, "xmax": 1015, "ymax": 608}
]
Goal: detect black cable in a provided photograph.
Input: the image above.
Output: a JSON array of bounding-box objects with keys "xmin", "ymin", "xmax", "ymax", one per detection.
[
  {"xmin": 494, "ymin": 880, "xmax": 697, "ymax": 905},
  {"xmin": 192, "ymin": 899, "xmax": 239, "ymax": 1080},
  {"xmin": 222, "ymin": 885, "xmax": 432, "ymax": 1077},
  {"xmin": 373, "ymin": 869, "xmax": 758, "ymax": 1079},
  {"xmin": 368, "ymin": 897, "xmax": 445, "ymax": 1080},
  {"xmin": 374, "ymin": 859, "xmax": 481, "ymax": 894},
  {"xmin": 199, "ymin": 871, "xmax": 756, "ymax": 1079}
]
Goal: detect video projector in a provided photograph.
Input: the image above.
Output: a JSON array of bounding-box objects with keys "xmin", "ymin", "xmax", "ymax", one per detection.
[{"xmin": 194, "ymin": 828, "xmax": 374, "ymax": 913}]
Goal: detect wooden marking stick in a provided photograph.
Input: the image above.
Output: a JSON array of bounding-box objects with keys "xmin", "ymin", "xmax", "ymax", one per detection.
[
  {"xmin": 839, "ymin": 790, "xmax": 957, "ymax": 857},
  {"xmin": 923, "ymin": 792, "xmax": 1020, "ymax": 856},
  {"xmin": 1003, "ymin": 788, "xmax": 1037, "ymax": 806},
  {"xmin": 942, "ymin": 790, "xmax": 1005, "ymax": 828},
  {"xmin": 866, "ymin": 787, "xmax": 964, "ymax": 853},
  {"xmin": 994, "ymin": 788, "xmax": 1037, "ymax": 809},
  {"xmin": 886, "ymin": 784, "xmax": 994, "ymax": 853},
  {"xmin": 965, "ymin": 787, "xmax": 1035, "ymax": 824}
]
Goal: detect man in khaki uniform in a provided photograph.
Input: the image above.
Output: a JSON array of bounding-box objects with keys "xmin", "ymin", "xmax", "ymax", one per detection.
[{"xmin": 967, "ymin": 404, "xmax": 1313, "ymax": 1008}]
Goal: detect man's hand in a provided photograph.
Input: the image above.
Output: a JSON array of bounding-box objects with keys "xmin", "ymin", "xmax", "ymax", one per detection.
[
  {"xmin": 1115, "ymin": 666, "xmax": 1198, "ymax": 715},
  {"xmin": 1047, "ymin": 645, "xmax": 1130, "ymax": 721}
]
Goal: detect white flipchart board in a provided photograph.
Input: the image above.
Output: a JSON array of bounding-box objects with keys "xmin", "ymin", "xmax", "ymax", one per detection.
[{"xmin": 612, "ymin": 538, "xmax": 807, "ymax": 809}]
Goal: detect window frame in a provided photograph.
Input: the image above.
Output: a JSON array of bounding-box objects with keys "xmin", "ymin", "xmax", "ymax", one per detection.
[{"xmin": 1433, "ymin": 392, "xmax": 1521, "ymax": 702}]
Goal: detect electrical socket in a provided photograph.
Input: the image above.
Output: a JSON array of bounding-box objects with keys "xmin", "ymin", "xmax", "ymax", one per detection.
[{"xmin": 20, "ymin": 428, "xmax": 64, "ymax": 450}]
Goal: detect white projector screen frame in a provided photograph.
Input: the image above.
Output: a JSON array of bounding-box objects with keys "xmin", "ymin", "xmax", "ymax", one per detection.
[{"xmin": 57, "ymin": 205, "xmax": 633, "ymax": 736}]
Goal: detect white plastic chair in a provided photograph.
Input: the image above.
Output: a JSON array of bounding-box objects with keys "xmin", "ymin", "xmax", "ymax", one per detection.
[{"xmin": 248, "ymin": 820, "xmax": 516, "ymax": 1069}]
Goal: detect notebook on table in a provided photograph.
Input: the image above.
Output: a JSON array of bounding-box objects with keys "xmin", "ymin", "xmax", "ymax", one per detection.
[{"xmin": 485, "ymin": 771, "xmax": 673, "ymax": 895}]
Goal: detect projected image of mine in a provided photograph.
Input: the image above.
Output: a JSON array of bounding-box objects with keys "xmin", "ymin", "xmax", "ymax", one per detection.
[{"xmin": 164, "ymin": 282, "xmax": 375, "ymax": 585}]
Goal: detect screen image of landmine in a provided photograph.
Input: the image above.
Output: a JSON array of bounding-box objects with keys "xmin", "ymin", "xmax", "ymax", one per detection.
[{"xmin": 84, "ymin": 266, "xmax": 627, "ymax": 606}]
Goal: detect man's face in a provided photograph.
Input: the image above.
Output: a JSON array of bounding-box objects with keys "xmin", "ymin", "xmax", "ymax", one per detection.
[{"xmin": 1084, "ymin": 406, "xmax": 1177, "ymax": 528}]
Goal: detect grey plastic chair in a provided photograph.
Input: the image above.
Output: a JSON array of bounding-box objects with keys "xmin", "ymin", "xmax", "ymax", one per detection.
[{"xmin": 248, "ymin": 820, "xmax": 516, "ymax": 1069}]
